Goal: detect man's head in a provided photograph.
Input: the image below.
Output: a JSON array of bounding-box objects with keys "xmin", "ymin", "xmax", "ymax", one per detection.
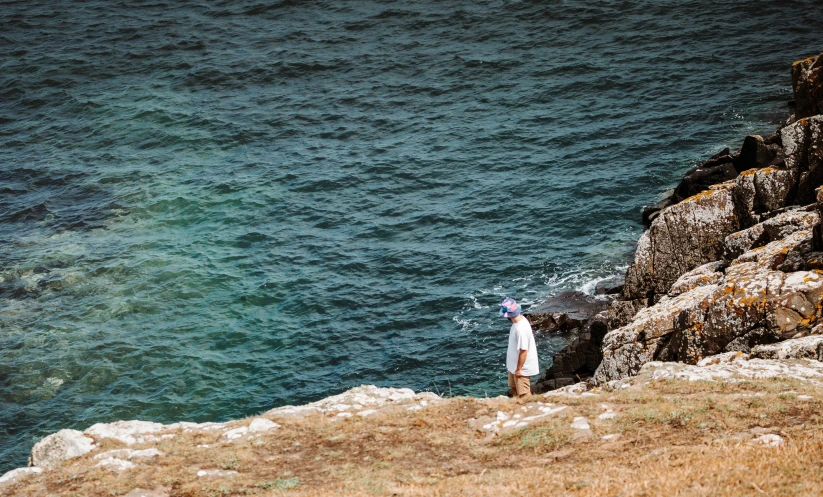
[{"xmin": 499, "ymin": 297, "xmax": 521, "ymax": 319}]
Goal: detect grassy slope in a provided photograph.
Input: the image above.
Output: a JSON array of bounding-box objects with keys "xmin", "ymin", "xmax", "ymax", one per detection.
[{"xmin": 7, "ymin": 376, "xmax": 823, "ymax": 496}]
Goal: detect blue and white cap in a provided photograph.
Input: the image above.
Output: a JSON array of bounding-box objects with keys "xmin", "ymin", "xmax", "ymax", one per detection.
[{"xmin": 498, "ymin": 297, "xmax": 521, "ymax": 318}]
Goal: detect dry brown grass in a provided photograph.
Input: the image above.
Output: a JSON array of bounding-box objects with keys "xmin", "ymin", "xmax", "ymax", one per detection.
[{"xmin": 7, "ymin": 376, "xmax": 823, "ymax": 496}]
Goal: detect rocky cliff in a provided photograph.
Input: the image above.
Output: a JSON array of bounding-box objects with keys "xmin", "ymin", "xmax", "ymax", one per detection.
[{"xmin": 591, "ymin": 51, "xmax": 823, "ymax": 384}]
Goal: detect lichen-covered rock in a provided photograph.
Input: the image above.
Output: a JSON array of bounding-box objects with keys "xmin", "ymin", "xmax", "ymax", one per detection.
[
  {"xmin": 781, "ymin": 115, "xmax": 823, "ymax": 204},
  {"xmin": 782, "ymin": 117, "xmax": 813, "ymax": 170},
  {"xmin": 754, "ymin": 167, "xmax": 797, "ymax": 212},
  {"xmin": 792, "ymin": 53, "xmax": 823, "ymax": 119},
  {"xmin": 598, "ymin": 52, "xmax": 823, "ymax": 386},
  {"xmin": 595, "ymin": 237, "xmax": 823, "ymax": 383},
  {"xmin": 30, "ymin": 429, "xmax": 96, "ymax": 469},
  {"xmin": 614, "ymin": 355, "xmax": 823, "ymax": 387},
  {"xmin": 750, "ymin": 335, "xmax": 823, "ymax": 360},
  {"xmin": 723, "ymin": 209, "xmax": 818, "ymax": 261},
  {"xmin": 594, "ymin": 284, "xmax": 718, "ymax": 382},
  {"xmin": 607, "ymin": 298, "xmax": 647, "ymax": 330},
  {"xmin": 731, "ymin": 229, "xmax": 813, "ymax": 271},
  {"xmin": 668, "ymin": 261, "xmax": 725, "ymax": 296},
  {"xmin": 624, "ymin": 184, "xmax": 739, "ymax": 299}
]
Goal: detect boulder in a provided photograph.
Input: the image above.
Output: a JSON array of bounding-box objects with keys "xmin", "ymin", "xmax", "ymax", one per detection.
[
  {"xmin": 595, "ymin": 275, "xmax": 625, "ymax": 295},
  {"xmin": 595, "ymin": 233, "xmax": 823, "ymax": 383},
  {"xmin": 30, "ymin": 429, "xmax": 96, "ymax": 469},
  {"xmin": 533, "ymin": 311, "xmax": 609, "ymax": 393},
  {"xmin": 723, "ymin": 327, "xmax": 781, "ymax": 353},
  {"xmin": 754, "ymin": 167, "xmax": 797, "ymax": 211},
  {"xmin": 791, "ymin": 53, "xmax": 823, "ymax": 119},
  {"xmin": 798, "ymin": 117, "xmax": 823, "ymax": 204},
  {"xmin": 525, "ymin": 291, "xmax": 609, "ymax": 334},
  {"xmin": 606, "ymin": 298, "xmax": 648, "ymax": 330},
  {"xmin": 750, "ymin": 335, "xmax": 823, "ymax": 360},
  {"xmin": 780, "ymin": 115, "xmax": 823, "ymax": 204},
  {"xmin": 672, "ymin": 159, "xmax": 738, "ymax": 203},
  {"xmin": 723, "ymin": 209, "xmax": 819, "ymax": 261},
  {"xmin": 624, "ymin": 183, "xmax": 739, "ymax": 299},
  {"xmin": 731, "ymin": 167, "xmax": 800, "ymax": 229},
  {"xmin": 735, "ymin": 135, "xmax": 781, "ymax": 172}
]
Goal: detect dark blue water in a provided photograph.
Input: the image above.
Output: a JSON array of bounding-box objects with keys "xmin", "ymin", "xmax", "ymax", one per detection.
[{"xmin": 1, "ymin": 0, "xmax": 821, "ymax": 471}]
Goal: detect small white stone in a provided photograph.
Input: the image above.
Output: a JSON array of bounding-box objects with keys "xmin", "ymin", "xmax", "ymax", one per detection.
[
  {"xmin": 96, "ymin": 457, "xmax": 136, "ymax": 472},
  {"xmin": 797, "ymin": 395, "xmax": 813, "ymax": 400},
  {"xmin": 197, "ymin": 444, "xmax": 210, "ymax": 448},
  {"xmin": 94, "ymin": 449, "xmax": 134, "ymax": 460},
  {"xmin": 248, "ymin": 418, "xmax": 280, "ymax": 433},
  {"xmin": 598, "ymin": 411, "xmax": 617, "ymax": 420},
  {"xmin": 602, "ymin": 433, "xmax": 620, "ymax": 441},
  {"xmin": 496, "ymin": 411, "xmax": 510, "ymax": 421},
  {"xmin": 358, "ymin": 409, "xmax": 377, "ymax": 417},
  {"xmin": 570, "ymin": 417, "xmax": 590, "ymax": 430},
  {"xmin": 502, "ymin": 420, "xmax": 518, "ymax": 428},
  {"xmin": 223, "ymin": 427, "xmax": 249, "ymax": 440},
  {"xmin": 130, "ymin": 448, "xmax": 164, "ymax": 461},
  {"xmin": 754, "ymin": 434, "xmax": 785, "ymax": 447},
  {"xmin": 336, "ymin": 412, "xmax": 353, "ymax": 418}
]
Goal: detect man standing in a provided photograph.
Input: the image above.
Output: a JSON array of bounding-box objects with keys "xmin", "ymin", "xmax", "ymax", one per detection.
[{"xmin": 499, "ymin": 297, "xmax": 538, "ymax": 397}]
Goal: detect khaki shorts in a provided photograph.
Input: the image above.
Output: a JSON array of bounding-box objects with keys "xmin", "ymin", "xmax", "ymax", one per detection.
[{"xmin": 508, "ymin": 372, "xmax": 531, "ymax": 397}]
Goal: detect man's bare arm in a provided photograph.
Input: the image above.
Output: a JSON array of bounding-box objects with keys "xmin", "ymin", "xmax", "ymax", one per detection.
[{"xmin": 515, "ymin": 349, "xmax": 527, "ymax": 376}]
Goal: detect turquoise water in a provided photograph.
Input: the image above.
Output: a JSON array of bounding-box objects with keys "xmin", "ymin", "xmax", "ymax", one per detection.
[{"xmin": 1, "ymin": 0, "xmax": 822, "ymax": 470}]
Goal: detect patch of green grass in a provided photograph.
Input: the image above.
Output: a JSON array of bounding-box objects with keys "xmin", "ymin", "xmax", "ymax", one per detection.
[
  {"xmin": 257, "ymin": 477, "xmax": 300, "ymax": 490},
  {"xmin": 515, "ymin": 421, "xmax": 571, "ymax": 452},
  {"xmin": 220, "ymin": 455, "xmax": 241, "ymax": 470}
]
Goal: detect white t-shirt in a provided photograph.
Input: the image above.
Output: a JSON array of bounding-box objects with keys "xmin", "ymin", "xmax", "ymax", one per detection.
[{"xmin": 506, "ymin": 318, "xmax": 539, "ymax": 376}]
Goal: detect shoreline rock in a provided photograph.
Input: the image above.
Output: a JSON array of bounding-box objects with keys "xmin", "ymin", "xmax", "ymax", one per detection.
[{"xmin": 587, "ymin": 51, "xmax": 823, "ymax": 386}]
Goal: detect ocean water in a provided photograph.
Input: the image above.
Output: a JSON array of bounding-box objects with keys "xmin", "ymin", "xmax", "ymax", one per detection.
[{"xmin": 1, "ymin": 0, "xmax": 821, "ymax": 470}]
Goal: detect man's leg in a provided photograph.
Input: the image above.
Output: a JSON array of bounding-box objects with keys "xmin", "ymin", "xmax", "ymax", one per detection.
[
  {"xmin": 507, "ymin": 372, "xmax": 517, "ymax": 397},
  {"xmin": 515, "ymin": 375, "xmax": 531, "ymax": 397}
]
